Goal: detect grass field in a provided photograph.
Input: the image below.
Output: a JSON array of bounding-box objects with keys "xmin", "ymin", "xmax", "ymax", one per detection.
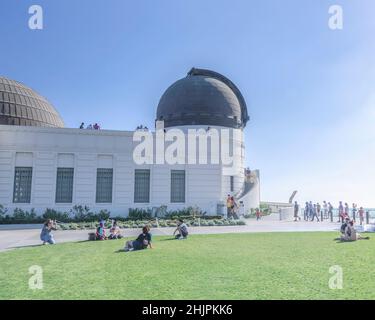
[{"xmin": 0, "ymin": 232, "xmax": 374, "ymax": 300}]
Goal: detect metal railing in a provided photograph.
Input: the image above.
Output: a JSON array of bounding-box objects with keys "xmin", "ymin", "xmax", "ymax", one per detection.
[{"xmin": 300, "ymin": 208, "xmax": 375, "ymax": 224}]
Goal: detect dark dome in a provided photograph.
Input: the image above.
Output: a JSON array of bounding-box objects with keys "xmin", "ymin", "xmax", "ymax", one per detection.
[
  {"xmin": 0, "ymin": 76, "xmax": 64, "ymax": 127},
  {"xmin": 156, "ymin": 68, "xmax": 249, "ymax": 128}
]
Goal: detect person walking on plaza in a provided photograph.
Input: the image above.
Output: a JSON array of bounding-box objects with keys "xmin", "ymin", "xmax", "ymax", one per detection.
[
  {"xmin": 304, "ymin": 202, "xmax": 309, "ymax": 221},
  {"xmin": 309, "ymin": 201, "xmax": 314, "ymax": 220},
  {"xmin": 344, "ymin": 202, "xmax": 350, "ymax": 218},
  {"xmin": 294, "ymin": 201, "xmax": 301, "ymax": 221},
  {"xmin": 226, "ymin": 195, "xmax": 232, "ymax": 219},
  {"xmin": 328, "ymin": 202, "xmax": 333, "ymax": 220},
  {"xmin": 352, "ymin": 203, "xmax": 357, "ymax": 221},
  {"xmin": 323, "ymin": 201, "xmax": 328, "ymax": 219},
  {"xmin": 231, "ymin": 196, "xmax": 239, "ymax": 219},
  {"xmin": 316, "ymin": 202, "xmax": 322, "ymax": 221},
  {"xmin": 255, "ymin": 208, "xmax": 262, "ymax": 220},
  {"xmin": 311, "ymin": 204, "xmax": 320, "ymax": 222},
  {"xmin": 358, "ymin": 207, "xmax": 365, "ymax": 226},
  {"xmin": 79, "ymin": 122, "xmax": 84, "ymax": 129},
  {"xmin": 338, "ymin": 201, "xmax": 344, "ymax": 223}
]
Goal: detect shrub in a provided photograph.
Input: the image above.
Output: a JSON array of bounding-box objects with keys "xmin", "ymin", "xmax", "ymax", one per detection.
[
  {"xmin": 128, "ymin": 208, "xmax": 152, "ymax": 220},
  {"xmin": 159, "ymin": 220, "xmax": 167, "ymax": 227},
  {"xmin": 96, "ymin": 209, "xmax": 111, "ymax": 221},
  {"xmin": 43, "ymin": 208, "xmax": 70, "ymax": 222},
  {"xmin": 12, "ymin": 208, "xmax": 38, "ymax": 222},
  {"xmin": 0, "ymin": 204, "xmax": 8, "ymax": 219},
  {"xmin": 259, "ymin": 203, "xmax": 271, "ymax": 216},
  {"xmin": 70, "ymin": 205, "xmax": 92, "ymax": 221},
  {"xmin": 55, "ymin": 224, "xmax": 65, "ymax": 231},
  {"xmin": 69, "ymin": 223, "xmax": 79, "ymax": 230},
  {"xmin": 164, "ymin": 206, "xmax": 207, "ymax": 219}
]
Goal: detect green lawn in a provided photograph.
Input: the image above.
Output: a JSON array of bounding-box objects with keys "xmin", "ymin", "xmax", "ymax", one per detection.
[{"xmin": 0, "ymin": 232, "xmax": 374, "ymax": 300}]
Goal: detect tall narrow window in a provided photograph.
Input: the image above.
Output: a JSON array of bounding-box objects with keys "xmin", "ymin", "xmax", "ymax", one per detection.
[
  {"xmin": 134, "ymin": 169, "xmax": 150, "ymax": 203},
  {"xmin": 96, "ymin": 168, "xmax": 113, "ymax": 203},
  {"xmin": 13, "ymin": 167, "xmax": 32, "ymax": 203},
  {"xmin": 55, "ymin": 168, "xmax": 74, "ymax": 203},
  {"xmin": 230, "ymin": 176, "xmax": 234, "ymax": 192},
  {"xmin": 171, "ymin": 170, "xmax": 185, "ymax": 203}
]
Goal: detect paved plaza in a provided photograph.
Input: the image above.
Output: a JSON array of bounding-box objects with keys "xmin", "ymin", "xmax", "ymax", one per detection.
[{"xmin": 0, "ymin": 219, "xmax": 342, "ymax": 252}]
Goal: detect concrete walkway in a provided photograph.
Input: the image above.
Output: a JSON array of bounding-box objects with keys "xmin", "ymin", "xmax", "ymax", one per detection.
[{"xmin": 0, "ymin": 219, "xmax": 342, "ymax": 252}]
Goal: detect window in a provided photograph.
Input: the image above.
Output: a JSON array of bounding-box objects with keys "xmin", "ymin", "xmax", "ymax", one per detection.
[
  {"xmin": 171, "ymin": 170, "xmax": 185, "ymax": 203},
  {"xmin": 230, "ymin": 176, "xmax": 234, "ymax": 192},
  {"xmin": 96, "ymin": 168, "xmax": 113, "ymax": 203},
  {"xmin": 13, "ymin": 167, "xmax": 32, "ymax": 203},
  {"xmin": 55, "ymin": 168, "xmax": 74, "ymax": 203},
  {"xmin": 134, "ymin": 169, "xmax": 150, "ymax": 203}
]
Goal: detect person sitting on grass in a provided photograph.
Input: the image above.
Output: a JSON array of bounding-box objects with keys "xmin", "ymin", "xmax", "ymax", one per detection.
[
  {"xmin": 340, "ymin": 217, "xmax": 350, "ymax": 236},
  {"xmin": 340, "ymin": 220, "xmax": 370, "ymax": 241},
  {"xmin": 124, "ymin": 226, "xmax": 152, "ymax": 251},
  {"xmin": 96, "ymin": 221, "xmax": 107, "ymax": 240},
  {"xmin": 173, "ymin": 219, "xmax": 189, "ymax": 239},
  {"xmin": 336, "ymin": 220, "xmax": 370, "ymax": 242},
  {"xmin": 40, "ymin": 219, "xmax": 57, "ymax": 245},
  {"xmin": 108, "ymin": 220, "xmax": 122, "ymax": 240}
]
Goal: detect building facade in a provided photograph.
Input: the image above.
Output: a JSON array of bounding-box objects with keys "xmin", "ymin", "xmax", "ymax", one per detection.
[{"xmin": 0, "ymin": 68, "xmax": 260, "ymax": 216}]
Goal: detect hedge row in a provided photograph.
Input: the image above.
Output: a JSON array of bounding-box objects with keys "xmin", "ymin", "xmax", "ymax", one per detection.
[
  {"xmin": 0, "ymin": 205, "xmax": 222, "ymax": 224},
  {"xmin": 56, "ymin": 219, "xmax": 246, "ymax": 230}
]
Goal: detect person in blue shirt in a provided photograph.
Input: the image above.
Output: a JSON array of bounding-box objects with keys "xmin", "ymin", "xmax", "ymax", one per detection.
[
  {"xmin": 40, "ymin": 219, "xmax": 57, "ymax": 245},
  {"xmin": 95, "ymin": 221, "xmax": 107, "ymax": 240},
  {"xmin": 124, "ymin": 226, "xmax": 152, "ymax": 251}
]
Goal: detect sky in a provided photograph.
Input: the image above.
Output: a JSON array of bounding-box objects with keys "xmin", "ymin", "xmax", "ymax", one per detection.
[{"xmin": 1, "ymin": 0, "xmax": 374, "ymax": 206}]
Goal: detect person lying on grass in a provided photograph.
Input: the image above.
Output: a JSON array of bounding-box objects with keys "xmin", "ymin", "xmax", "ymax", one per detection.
[
  {"xmin": 40, "ymin": 219, "xmax": 57, "ymax": 245},
  {"xmin": 173, "ymin": 219, "xmax": 189, "ymax": 239},
  {"xmin": 336, "ymin": 220, "xmax": 370, "ymax": 242},
  {"xmin": 96, "ymin": 221, "xmax": 107, "ymax": 240},
  {"xmin": 124, "ymin": 226, "xmax": 152, "ymax": 251},
  {"xmin": 108, "ymin": 220, "xmax": 122, "ymax": 240}
]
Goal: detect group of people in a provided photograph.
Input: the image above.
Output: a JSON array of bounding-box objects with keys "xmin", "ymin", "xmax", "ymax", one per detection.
[
  {"xmin": 226, "ymin": 195, "xmax": 261, "ymax": 220},
  {"xmin": 293, "ymin": 201, "xmax": 367, "ymax": 225},
  {"xmin": 336, "ymin": 202, "xmax": 367, "ymax": 225},
  {"xmin": 337, "ymin": 217, "xmax": 370, "ymax": 242},
  {"xmin": 40, "ymin": 218, "xmax": 189, "ymax": 252},
  {"xmin": 95, "ymin": 220, "xmax": 123, "ymax": 240},
  {"xmin": 135, "ymin": 125, "xmax": 149, "ymax": 131},
  {"xmin": 79, "ymin": 122, "xmax": 101, "ymax": 130},
  {"xmin": 226, "ymin": 195, "xmax": 246, "ymax": 219}
]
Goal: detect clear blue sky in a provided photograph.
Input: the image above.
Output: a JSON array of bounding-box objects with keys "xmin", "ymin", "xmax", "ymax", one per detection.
[{"xmin": 1, "ymin": 0, "xmax": 374, "ymax": 206}]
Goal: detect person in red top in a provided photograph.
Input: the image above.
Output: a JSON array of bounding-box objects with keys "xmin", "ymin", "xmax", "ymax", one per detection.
[{"xmin": 255, "ymin": 208, "xmax": 262, "ymax": 221}]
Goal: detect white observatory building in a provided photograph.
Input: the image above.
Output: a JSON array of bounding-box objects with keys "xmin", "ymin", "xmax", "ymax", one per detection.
[{"xmin": 0, "ymin": 68, "xmax": 260, "ymax": 216}]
